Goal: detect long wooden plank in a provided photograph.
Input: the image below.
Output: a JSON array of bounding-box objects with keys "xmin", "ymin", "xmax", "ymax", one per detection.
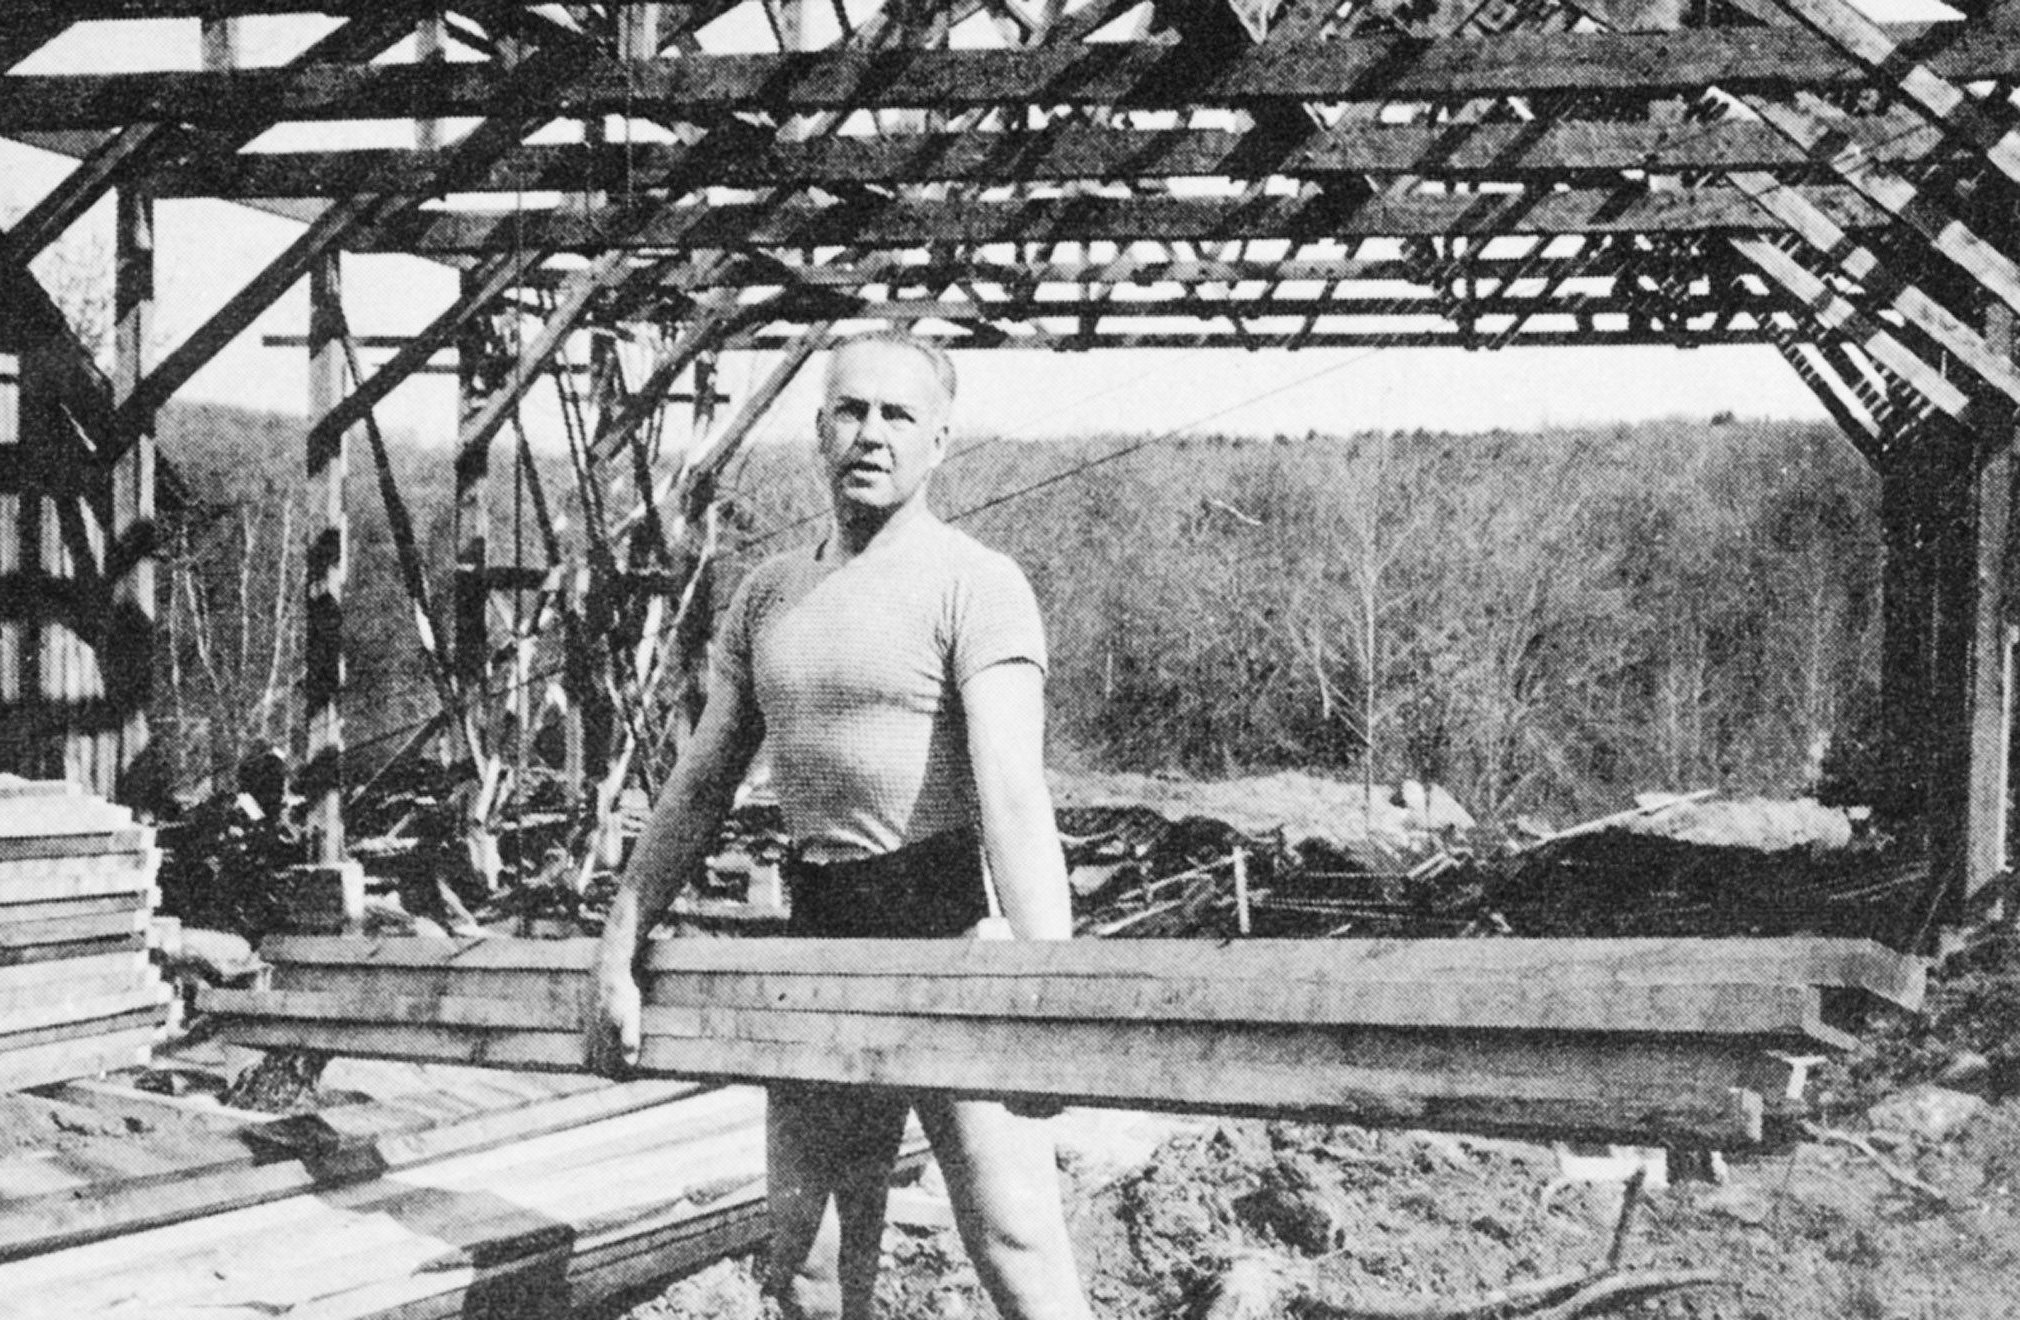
[
  {"xmin": 639, "ymin": 1024, "xmax": 1772, "ymax": 1146},
  {"xmin": 0, "ymin": 986, "xmax": 163, "ymax": 1040},
  {"xmin": 151, "ymin": 113, "xmax": 1942, "ymax": 197},
  {"xmin": 215, "ymin": 1018, "xmax": 591, "ymax": 1072},
  {"xmin": 0, "ymin": 851, "xmax": 159, "ymax": 903},
  {"xmin": 0, "ymin": 1079, "xmax": 701, "ymax": 1263},
  {"xmin": 208, "ymin": 975, "xmax": 1843, "ymax": 1041},
  {"xmin": 357, "ymin": 185, "xmax": 1889, "ymax": 254},
  {"xmin": 0, "ymin": 1026, "xmax": 155, "ymax": 1091},
  {"xmin": 0, "ymin": 794, "xmax": 136, "ymax": 837},
  {"xmin": 0, "ymin": 905, "xmax": 149, "ymax": 949},
  {"xmin": 1, "ymin": 17, "xmax": 2016, "ymax": 133},
  {"xmin": 0, "ymin": 1091, "xmax": 768, "ymax": 1298},
  {"xmin": 259, "ymin": 933, "xmax": 1926, "ymax": 1006},
  {"xmin": 0, "ymin": 1002, "xmax": 165, "ymax": 1058},
  {"xmin": 0, "ymin": 829, "xmax": 152, "ymax": 862},
  {"xmin": 0, "ymin": 890, "xmax": 147, "ymax": 923},
  {"xmin": 0, "ymin": 1089, "xmax": 772, "ymax": 1314},
  {"xmin": 0, "ymin": 959, "xmax": 149, "ymax": 1019},
  {"xmin": 0, "ymin": 932, "xmax": 147, "ymax": 968}
]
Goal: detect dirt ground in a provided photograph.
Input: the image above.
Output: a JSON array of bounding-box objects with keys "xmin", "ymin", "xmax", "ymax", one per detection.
[{"xmin": 610, "ymin": 1098, "xmax": 2020, "ymax": 1320}]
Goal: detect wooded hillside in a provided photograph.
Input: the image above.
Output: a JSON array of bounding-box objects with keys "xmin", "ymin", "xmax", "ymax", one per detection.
[{"xmin": 155, "ymin": 405, "xmax": 1882, "ymax": 828}]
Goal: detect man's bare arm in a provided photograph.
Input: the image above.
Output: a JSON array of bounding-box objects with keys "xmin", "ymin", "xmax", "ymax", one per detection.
[
  {"xmin": 962, "ymin": 661, "xmax": 1073, "ymax": 941},
  {"xmin": 589, "ymin": 668, "xmax": 762, "ymax": 1072}
]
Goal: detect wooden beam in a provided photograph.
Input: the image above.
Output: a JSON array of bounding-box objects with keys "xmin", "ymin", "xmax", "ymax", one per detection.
[
  {"xmin": 147, "ymin": 111, "xmax": 1949, "ymax": 199},
  {"xmin": 0, "ymin": 1079, "xmax": 699, "ymax": 1263},
  {"xmin": 1731, "ymin": 171, "xmax": 2020, "ymax": 409},
  {"xmin": 1963, "ymin": 303, "xmax": 2018, "ymax": 907},
  {"xmin": 109, "ymin": 186, "xmax": 155, "ymax": 804},
  {"xmin": 117, "ymin": 194, "xmax": 390, "ymax": 437},
  {"xmin": 306, "ymin": 248, "xmax": 550, "ymax": 469},
  {"xmin": 1, "ymin": 15, "xmax": 2015, "ymax": 131},
  {"xmin": 1767, "ymin": 0, "xmax": 2020, "ymax": 187},
  {"xmin": 1750, "ymin": 95, "xmax": 2020, "ymax": 319},
  {"xmin": 3, "ymin": 10, "xmax": 416, "ymax": 264},
  {"xmin": 359, "ymin": 184, "xmax": 1890, "ymax": 254},
  {"xmin": 304, "ymin": 256, "xmax": 348, "ymax": 863},
  {"xmin": 201, "ymin": 933, "xmax": 1926, "ymax": 1146},
  {"xmin": 1732, "ymin": 236, "xmax": 1973, "ymax": 422},
  {"xmin": 1771, "ymin": 333, "xmax": 1886, "ymax": 465},
  {"xmin": 733, "ymin": 325, "xmax": 1786, "ymax": 348},
  {"xmin": 453, "ymin": 253, "xmax": 634, "ymax": 473},
  {"xmin": 116, "ymin": 38, "xmax": 603, "ymax": 432}
]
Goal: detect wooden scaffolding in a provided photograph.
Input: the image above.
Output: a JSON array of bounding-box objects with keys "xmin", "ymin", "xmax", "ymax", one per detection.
[{"xmin": 0, "ymin": 0, "xmax": 2017, "ymax": 946}]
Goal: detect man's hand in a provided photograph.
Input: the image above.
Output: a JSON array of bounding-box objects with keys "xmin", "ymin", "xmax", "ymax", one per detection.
[{"xmin": 588, "ymin": 963, "xmax": 644, "ymax": 1077}]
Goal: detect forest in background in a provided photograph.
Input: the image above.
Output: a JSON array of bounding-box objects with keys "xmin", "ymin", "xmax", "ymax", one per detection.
[{"xmin": 154, "ymin": 402, "xmax": 1882, "ymax": 829}]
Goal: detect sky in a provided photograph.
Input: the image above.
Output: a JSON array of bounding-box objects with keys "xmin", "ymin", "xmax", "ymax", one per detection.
[{"xmin": 0, "ymin": 2, "xmax": 1957, "ymax": 454}]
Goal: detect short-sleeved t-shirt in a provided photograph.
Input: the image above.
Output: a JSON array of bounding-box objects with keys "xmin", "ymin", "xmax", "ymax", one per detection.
[{"xmin": 712, "ymin": 514, "xmax": 1047, "ymax": 863}]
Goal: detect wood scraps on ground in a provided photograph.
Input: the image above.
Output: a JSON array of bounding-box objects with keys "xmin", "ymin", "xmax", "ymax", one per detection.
[{"xmin": 1201, "ymin": 1163, "xmax": 1729, "ymax": 1320}]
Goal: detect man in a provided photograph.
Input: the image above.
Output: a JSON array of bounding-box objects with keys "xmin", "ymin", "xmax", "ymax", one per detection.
[{"xmin": 589, "ymin": 331, "xmax": 1094, "ymax": 1320}]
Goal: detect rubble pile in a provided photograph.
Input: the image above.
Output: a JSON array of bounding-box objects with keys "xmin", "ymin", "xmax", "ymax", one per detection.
[{"xmin": 1486, "ymin": 795, "xmax": 1917, "ymax": 942}]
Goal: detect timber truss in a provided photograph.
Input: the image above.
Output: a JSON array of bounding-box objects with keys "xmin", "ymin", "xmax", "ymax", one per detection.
[{"xmin": 4, "ymin": 0, "xmax": 2020, "ymax": 938}]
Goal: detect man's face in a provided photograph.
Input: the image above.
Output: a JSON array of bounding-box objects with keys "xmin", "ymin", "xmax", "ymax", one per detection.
[{"xmin": 816, "ymin": 341, "xmax": 951, "ymax": 515}]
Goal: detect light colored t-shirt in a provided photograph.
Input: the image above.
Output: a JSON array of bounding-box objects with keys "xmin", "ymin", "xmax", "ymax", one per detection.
[{"xmin": 712, "ymin": 514, "xmax": 1047, "ymax": 863}]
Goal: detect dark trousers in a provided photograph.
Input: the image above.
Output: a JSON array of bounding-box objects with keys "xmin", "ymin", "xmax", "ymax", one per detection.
[{"xmin": 783, "ymin": 827, "xmax": 991, "ymax": 939}]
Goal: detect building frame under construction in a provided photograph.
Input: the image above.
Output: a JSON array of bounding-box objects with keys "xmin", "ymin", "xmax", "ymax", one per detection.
[{"xmin": 0, "ymin": 0, "xmax": 2017, "ymax": 949}]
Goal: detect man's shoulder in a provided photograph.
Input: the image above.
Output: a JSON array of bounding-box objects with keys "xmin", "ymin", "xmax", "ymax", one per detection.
[
  {"xmin": 909, "ymin": 518, "xmax": 1029, "ymax": 583},
  {"xmin": 726, "ymin": 544, "xmax": 818, "ymax": 617}
]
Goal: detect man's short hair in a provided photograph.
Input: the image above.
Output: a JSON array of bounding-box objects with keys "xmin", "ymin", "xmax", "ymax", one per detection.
[{"xmin": 828, "ymin": 329, "xmax": 958, "ymax": 405}]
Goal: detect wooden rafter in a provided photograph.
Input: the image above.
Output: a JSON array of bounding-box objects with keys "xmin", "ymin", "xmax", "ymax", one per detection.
[
  {"xmin": 3, "ymin": 9, "xmax": 420, "ymax": 264},
  {"xmin": 147, "ymin": 113, "xmax": 1950, "ymax": 198},
  {"xmin": 357, "ymin": 185, "xmax": 1890, "ymax": 254},
  {"xmin": 1, "ymin": 15, "xmax": 2016, "ymax": 132}
]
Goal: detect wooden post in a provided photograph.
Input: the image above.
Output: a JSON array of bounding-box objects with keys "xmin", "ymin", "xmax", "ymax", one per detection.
[
  {"xmin": 199, "ymin": 15, "xmax": 239, "ymax": 70},
  {"xmin": 415, "ymin": 9, "xmax": 445, "ymax": 153},
  {"xmin": 1971, "ymin": 305, "xmax": 2020, "ymax": 913},
  {"xmin": 452, "ymin": 269, "xmax": 494, "ymax": 740},
  {"xmin": 110, "ymin": 186, "xmax": 156, "ymax": 805},
  {"xmin": 1232, "ymin": 850, "xmax": 1251, "ymax": 936},
  {"xmin": 304, "ymin": 257, "xmax": 348, "ymax": 863},
  {"xmin": 618, "ymin": 4, "xmax": 664, "ymax": 61}
]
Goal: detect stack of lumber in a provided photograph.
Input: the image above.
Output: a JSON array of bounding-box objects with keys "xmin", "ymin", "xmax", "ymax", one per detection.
[
  {"xmin": 0, "ymin": 1081, "xmax": 825, "ymax": 1320},
  {"xmin": 0, "ymin": 776, "xmax": 170, "ymax": 1091},
  {"xmin": 202, "ymin": 934, "xmax": 1925, "ymax": 1148}
]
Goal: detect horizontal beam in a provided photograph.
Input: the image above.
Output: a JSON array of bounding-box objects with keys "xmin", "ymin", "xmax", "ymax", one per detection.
[
  {"xmin": 524, "ymin": 246, "xmax": 1706, "ymax": 293},
  {"xmin": 1, "ymin": 16, "xmax": 2015, "ymax": 132},
  {"xmin": 358, "ymin": 185, "xmax": 1887, "ymax": 253},
  {"xmin": 152, "ymin": 114, "xmax": 1941, "ymax": 198},
  {"xmin": 202, "ymin": 932, "xmax": 1925, "ymax": 1145}
]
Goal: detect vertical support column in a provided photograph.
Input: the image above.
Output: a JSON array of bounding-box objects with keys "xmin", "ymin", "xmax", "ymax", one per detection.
[
  {"xmin": 453, "ymin": 269, "xmax": 494, "ymax": 743},
  {"xmin": 618, "ymin": 4, "xmax": 663, "ymax": 61},
  {"xmin": 415, "ymin": 8, "xmax": 445, "ymax": 153},
  {"xmin": 1885, "ymin": 370, "xmax": 2018, "ymax": 945},
  {"xmin": 304, "ymin": 256, "xmax": 348, "ymax": 863},
  {"xmin": 1969, "ymin": 305, "xmax": 2020, "ymax": 911},
  {"xmin": 692, "ymin": 352, "xmax": 720, "ymax": 437},
  {"xmin": 199, "ymin": 14, "xmax": 239, "ymax": 70},
  {"xmin": 111, "ymin": 187, "xmax": 156, "ymax": 805}
]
